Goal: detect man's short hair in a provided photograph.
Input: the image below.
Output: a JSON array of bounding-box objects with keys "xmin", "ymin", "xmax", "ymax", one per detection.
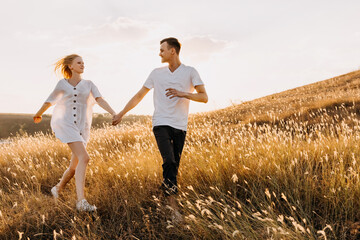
[{"xmin": 160, "ymin": 37, "xmax": 181, "ymax": 55}]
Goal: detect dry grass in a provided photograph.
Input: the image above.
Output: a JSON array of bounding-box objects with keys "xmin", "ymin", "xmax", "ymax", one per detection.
[{"xmin": 1, "ymin": 71, "xmax": 360, "ymax": 239}]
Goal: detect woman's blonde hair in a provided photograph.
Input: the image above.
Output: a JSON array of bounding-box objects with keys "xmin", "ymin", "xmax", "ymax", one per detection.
[{"xmin": 54, "ymin": 54, "xmax": 81, "ymax": 79}]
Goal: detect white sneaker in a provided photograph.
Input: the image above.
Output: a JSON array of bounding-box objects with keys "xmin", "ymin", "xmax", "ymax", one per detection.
[
  {"xmin": 76, "ymin": 199, "xmax": 97, "ymax": 212},
  {"xmin": 51, "ymin": 186, "xmax": 59, "ymax": 199}
]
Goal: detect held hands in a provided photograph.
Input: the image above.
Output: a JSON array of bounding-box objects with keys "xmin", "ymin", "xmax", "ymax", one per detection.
[
  {"xmin": 33, "ymin": 115, "xmax": 42, "ymax": 124},
  {"xmin": 165, "ymin": 88, "xmax": 186, "ymax": 99},
  {"xmin": 112, "ymin": 112, "xmax": 123, "ymax": 126}
]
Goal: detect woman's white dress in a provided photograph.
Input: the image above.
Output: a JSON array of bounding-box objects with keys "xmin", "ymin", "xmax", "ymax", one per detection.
[{"xmin": 45, "ymin": 79, "xmax": 102, "ymax": 144}]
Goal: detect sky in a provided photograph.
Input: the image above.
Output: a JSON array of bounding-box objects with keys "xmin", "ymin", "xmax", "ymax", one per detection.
[{"xmin": 1, "ymin": 0, "xmax": 360, "ymax": 115}]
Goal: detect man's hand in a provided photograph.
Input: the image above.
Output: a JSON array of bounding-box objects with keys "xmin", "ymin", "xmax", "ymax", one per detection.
[
  {"xmin": 112, "ymin": 113, "xmax": 123, "ymax": 126},
  {"xmin": 33, "ymin": 115, "xmax": 42, "ymax": 124},
  {"xmin": 165, "ymin": 88, "xmax": 186, "ymax": 99},
  {"xmin": 166, "ymin": 85, "xmax": 208, "ymax": 103}
]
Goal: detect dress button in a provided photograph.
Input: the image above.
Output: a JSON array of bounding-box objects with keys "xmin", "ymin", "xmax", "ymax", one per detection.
[
  {"xmin": 73, "ymin": 107, "xmax": 76, "ymax": 110},
  {"xmin": 74, "ymin": 121, "xmax": 77, "ymax": 123},
  {"xmin": 73, "ymin": 100, "xmax": 76, "ymax": 103},
  {"xmin": 74, "ymin": 114, "xmax": 76, "ymax": 117},
  {"xmin": 80, "ymin": 133, "xmax": 82, "ymax": 135},
  {"xmin": 74, "ymin": 88, "xmax": 76, "ymax": 90},
  {"xmin": 74, "ymin": 94, "xmax": 77, "ymax": 97}
]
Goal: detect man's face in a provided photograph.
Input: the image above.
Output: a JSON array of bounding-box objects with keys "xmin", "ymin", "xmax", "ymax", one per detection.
[{"xmin": 159, "ymin": 42, "xmax": 172, "ymax": 63}]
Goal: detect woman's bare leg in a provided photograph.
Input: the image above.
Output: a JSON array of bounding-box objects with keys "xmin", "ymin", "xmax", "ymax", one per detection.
[
  {"xmin": 67, "ymin": 141, "xmax": 90, "ymax": 201},
  {"xmin": 56, "ymin": 154, "xmax": 79, "ymax": 192}
]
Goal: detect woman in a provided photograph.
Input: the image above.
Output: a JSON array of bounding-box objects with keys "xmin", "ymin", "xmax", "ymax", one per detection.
[{"xmin": 34, "ymin": 54, "xmax": 116, "ymax": 212}]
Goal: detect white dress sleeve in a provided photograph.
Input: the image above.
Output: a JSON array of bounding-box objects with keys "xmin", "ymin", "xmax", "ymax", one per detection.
[
  {"xmin": 45, "ymin": 81, "xmax": 63, "ymax": 105},
  {"xmin": 90, "ymin": 81, "xmax": 102, "ymax": 99}
]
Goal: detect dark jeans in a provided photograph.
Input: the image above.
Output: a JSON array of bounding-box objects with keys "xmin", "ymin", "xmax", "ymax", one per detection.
[{"xmin": 153, "ymin": 125, "xmax": 187, "ymax": 196}]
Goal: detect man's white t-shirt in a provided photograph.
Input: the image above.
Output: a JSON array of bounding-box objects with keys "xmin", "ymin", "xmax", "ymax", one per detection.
[{"xmin": 143, "ymin": 64, "xmax": 204, "ymax": 131}]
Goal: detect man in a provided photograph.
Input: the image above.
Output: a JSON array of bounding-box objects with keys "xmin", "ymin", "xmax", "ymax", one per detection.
[{"xmin": 112, "ymin": 37, "xmax": 208, "ymax": 220}]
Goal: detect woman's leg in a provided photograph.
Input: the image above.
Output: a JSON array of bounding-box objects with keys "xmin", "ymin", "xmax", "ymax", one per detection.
[
  {"xmin": 56, "ymin": 154, "xmax": 79, "ymax": 192},
  {"xmin": 67, "ymin": 141, "xmax": 90, "ymax": 201}
]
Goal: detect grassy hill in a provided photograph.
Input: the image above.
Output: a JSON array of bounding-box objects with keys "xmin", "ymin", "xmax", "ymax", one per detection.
[
  {"xmin": 0, "ymin": 113, "xmax": 150, "ymax": 139},
  {"xmin": 1, "ymin": 71, "xmax": 360, "ymax": 239},
  {"xmin": 0, "ymin": 114, "xmax": 52, "ymax": 139},
  {"xmin": 194, "ymin": 70, "xmax": 360, "ymax": 126}
]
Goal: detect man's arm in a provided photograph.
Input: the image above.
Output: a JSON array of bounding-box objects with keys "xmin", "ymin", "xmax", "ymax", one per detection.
[
  {"xmin": 112, "ymin": 86, "xmax": 150, "ymax": 125},
  {"xmin": 165, "ymin": 85, "xmax": 208, "ymax": 103}
]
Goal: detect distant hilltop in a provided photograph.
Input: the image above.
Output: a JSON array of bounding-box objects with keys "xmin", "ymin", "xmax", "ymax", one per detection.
[{"xmin": 0, "ymin": 113, "xmax": 150, "ymax": 139}]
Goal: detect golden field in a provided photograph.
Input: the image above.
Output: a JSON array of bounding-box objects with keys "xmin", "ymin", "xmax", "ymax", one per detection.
[{"xmin": 1, "ymin": 71, "xmax": 360, "ymax": 239}]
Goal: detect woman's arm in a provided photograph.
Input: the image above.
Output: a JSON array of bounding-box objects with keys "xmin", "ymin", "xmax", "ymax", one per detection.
[
  {"xmin": 34, "ymin": 81, "xmax": 63, "ymax": 123},
  {"xmin": 96, "ymin": 97, "xmax": 116, "ymax": 116},
  {"xmin": 33, "ymin": 102, "xmax": 52, "ymax": 123}
]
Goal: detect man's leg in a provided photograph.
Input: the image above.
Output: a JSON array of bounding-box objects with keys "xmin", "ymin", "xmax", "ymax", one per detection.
[
  {"xmin": 167, "ymin": 127, "xmax": 186, "ymax": 223},
  {"xmin": 172, "ymin": 128, "xmax": 186, "ymax": 179},
  {"xmin": 153, "ymin": 126, "xmax": 186, "ymax": 223},
  {"xmin": 153, "ymin": 126, "xmax": 178, "ymax": 195}
]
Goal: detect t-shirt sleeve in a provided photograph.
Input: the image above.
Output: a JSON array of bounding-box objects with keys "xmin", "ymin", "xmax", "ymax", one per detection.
[
  {"xmin": 90, "ymin": 81, "xmax": 102, "ymax": 99},
  {"xmin": 143, "ymin": 70, "xmax": 155, "ymax": 89},
  {"xmin": 45, "ymin": 81, "xmax": 63, "ymax": 105},
  {"xmin": 191, "ymin": 68, "xmax": 204, "ymax": 87}
]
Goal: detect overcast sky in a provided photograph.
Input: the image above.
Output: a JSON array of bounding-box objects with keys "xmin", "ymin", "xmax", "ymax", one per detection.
[{"xmin": 1, "ymin": 0, "xmax": 359, "ymax": 115}]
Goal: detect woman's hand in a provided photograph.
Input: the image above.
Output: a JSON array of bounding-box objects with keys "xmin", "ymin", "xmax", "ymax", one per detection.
[
  {"xmin": 33, "ymin": 102, "xmax": 52, "ymax": 124},
  {"xmin": 33, "ymin": 115, "xmax": 42, "ymax": 123}
]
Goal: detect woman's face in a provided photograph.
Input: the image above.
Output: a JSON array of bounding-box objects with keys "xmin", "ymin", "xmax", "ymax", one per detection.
[{"xmin": 70, "ymin": 57, "xmax": 84, "ymax": 74}]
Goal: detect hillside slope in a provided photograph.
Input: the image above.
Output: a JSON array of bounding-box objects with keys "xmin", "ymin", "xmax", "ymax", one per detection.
[{"xmin": 193, "ymin": 70, "xmax": 360, "ymax": 126}]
